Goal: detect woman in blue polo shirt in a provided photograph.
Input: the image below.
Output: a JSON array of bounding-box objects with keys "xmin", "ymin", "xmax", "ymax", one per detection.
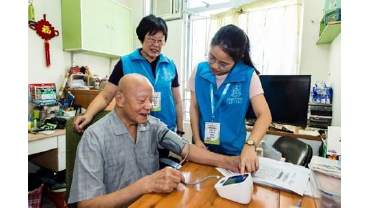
[
  {"xmin": 188, "ymin": 24, "xmax": 271, "ymax": 174},
  {"xmin": 73, "ymin": 15, "xmax": 184, "ymax": 158}
]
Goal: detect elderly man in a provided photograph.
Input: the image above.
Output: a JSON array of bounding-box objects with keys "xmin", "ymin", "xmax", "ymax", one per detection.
[{"xmin": 68, "ymin": 74, "xmax": 240, "ymax": 207}]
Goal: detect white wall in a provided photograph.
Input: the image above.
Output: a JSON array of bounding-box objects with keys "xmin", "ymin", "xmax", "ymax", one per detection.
[
  {"xmin": 28, "ymin": 0, "xmax": 67, "ymax": 92},
  {"xmin": 327, "ymin": 33, "xmax": 341, "ymax": 126},
  {"xmin": 126, "ymin": 0, "xmax": 143, "ymax": 49},
  {"xmin": 161, "ymin": 19, "xmax": 184, "ymax": 94},
  {"xmin": 299, "ymin": 0, "xmax": 330, "ymax": 86},
  {"xmin": 28, "ymin": 0, "xmax": 123, "ymax": 89}
]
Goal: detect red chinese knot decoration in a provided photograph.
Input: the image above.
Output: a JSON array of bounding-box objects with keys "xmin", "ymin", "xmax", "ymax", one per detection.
[{"xmin": 29, "ymin": 14, "xmax": 59, "ymax": 68}]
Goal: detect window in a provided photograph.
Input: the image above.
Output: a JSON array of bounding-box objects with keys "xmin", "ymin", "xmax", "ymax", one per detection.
[{"xmin": 182, "ymin": 0, "xmax": 303, "ymax": 121}]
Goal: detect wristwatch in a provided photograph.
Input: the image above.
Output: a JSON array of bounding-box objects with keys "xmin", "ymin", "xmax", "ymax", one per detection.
[
  {"xmin": 176, "ymin": 130, "xmax": 185, "ymax": 137},
  {"xmin": 245, "ymin": 139, "xmax": 257, "ymax": 149}
]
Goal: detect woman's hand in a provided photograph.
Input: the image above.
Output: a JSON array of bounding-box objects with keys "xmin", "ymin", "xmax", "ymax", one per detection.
[
  {"xmin": 239, "ymin": 145, "xmax": 259, "ymax": 174},
  {"xmin": 73, "ymin": 114, "xmax": 93, "ymax": 133}
]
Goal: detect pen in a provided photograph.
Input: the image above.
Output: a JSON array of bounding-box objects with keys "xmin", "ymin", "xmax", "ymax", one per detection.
[{"xmin": 296, "ymin": 199, "xmax": 302, "ymax": 207}]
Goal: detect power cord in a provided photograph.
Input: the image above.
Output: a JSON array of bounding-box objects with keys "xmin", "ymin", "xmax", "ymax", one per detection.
[{"xmin": 184, "ymin": 175, "xmax": 221, "ymax": 186}]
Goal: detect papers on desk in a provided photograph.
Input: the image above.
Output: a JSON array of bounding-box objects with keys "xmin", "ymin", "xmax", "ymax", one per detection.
[
  {"xmin": 216, "ymin": 157, "xmax": 310, "ymax": 196},
  {"xmin": 308, "ymin": 156, "xmax": 341, "ymax": 178},
  {"xmin": 39, "ymin": 130, "xmax": 55, "ymax": 135}
]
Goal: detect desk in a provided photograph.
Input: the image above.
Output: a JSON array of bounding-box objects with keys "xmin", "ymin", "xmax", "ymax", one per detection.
[
  {"xmin": 130, "ymin": 162, "xmax": 316, "ymax": 208},
  {"xmin": 28, "ymin": 129, "xmax": 66, "ymax": 172}
]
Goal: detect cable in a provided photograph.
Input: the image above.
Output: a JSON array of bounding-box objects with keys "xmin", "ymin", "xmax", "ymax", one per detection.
[
  {"xmin": 178, "ymin": 139, "xmax": 190, "ymax": 168},
  {"xmin": 177, "ymin": 140, "xmax": 222, "ymax": 186},
  {"xmin": 184, "ymin": 175, "xmax": 221, "ymax": 186}
]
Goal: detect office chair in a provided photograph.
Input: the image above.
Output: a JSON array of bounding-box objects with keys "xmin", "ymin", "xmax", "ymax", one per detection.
[
  {"xmin": 65, "ymin": 111, "xmax": 110, "ymax": 205},
  {"xmin": 272, "ymin": 136, "xmax": 313, "ymax": 167}
]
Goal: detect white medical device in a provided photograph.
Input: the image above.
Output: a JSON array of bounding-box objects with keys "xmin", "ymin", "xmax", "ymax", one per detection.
[{"xmin": 214, "ymin": 173, "xmax": 253, "ymax": 204}]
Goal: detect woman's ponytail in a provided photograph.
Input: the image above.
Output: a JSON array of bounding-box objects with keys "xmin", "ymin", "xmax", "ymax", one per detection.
[{"xmin": 242, "ymin": 35, "xmax": 260, "ymax": 75}]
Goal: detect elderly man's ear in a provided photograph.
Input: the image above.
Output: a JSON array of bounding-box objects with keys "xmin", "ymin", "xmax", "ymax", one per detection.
[{"xmin": 115, "ymin": 92, "xmax": 125, "ymax": 108}]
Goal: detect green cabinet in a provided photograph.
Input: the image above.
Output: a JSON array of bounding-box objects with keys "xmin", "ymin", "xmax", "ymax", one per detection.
[{"xmin": 61, "ymin": 0, "xmax": 133, "ymax": 58}]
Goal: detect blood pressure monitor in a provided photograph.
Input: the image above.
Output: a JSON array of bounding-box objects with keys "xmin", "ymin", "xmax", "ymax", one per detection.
[{"xmin": 214, "ymin": 173, "xmax": 253, "ymax": 204}]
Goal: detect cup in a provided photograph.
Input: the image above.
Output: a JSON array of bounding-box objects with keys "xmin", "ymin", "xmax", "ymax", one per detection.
[
  {"xmin": 94, "ymin": 82, "xmax": 100, "ymax": 89},
  {"xmin": 33, "ymin": 109, "xmax": 40, "ymax": 119}
]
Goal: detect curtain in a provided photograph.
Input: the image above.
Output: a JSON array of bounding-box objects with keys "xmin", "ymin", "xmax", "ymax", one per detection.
[{"xmin": 208, "ymin": 0, "xmax": 303, "ymax": 75}]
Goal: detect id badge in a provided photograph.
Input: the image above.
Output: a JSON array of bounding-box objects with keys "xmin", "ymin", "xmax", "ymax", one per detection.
[
  {"xmin": 152, "ymin": 92, "xmax": 161, "ymax": 111},
  {"xmin": 204, "ymin": 122, "xmax": 220, "ymax": 145}
]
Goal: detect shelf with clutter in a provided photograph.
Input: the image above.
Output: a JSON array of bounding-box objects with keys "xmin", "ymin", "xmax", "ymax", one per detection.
[
  {"xmin": 316, "ymin": 1, "xmax": 341, "ymax": 45},
  {"xmin": 308, "ymin": 81, "xmax": 333, "ymax": 130}
]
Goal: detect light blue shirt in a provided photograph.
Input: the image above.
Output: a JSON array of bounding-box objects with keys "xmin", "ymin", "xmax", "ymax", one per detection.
[{"xmin": 68, "ymin": 109, "xmax": 186, "ymax": 204}]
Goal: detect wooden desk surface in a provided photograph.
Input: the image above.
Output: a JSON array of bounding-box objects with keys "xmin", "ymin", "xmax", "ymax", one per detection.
[
  {"xmin": 247, "ymin": 127, "xmax": 322, "ymax": 141},
  {"xmin": 130, "ymin": 162, "xmax": 316, "ymax": 208},
  {"xmin": 28, "ymin": 129, "xmax": 66, "ymax": 142}
]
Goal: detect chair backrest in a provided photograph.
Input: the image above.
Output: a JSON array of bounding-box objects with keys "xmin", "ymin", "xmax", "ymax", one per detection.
[
  {"xmin": 65, "ymin": 111, "xmax": 110, "ymax": 202},
  {"xmin": 272, "ymin": 136, "xmax": 313, "ymax": 167},
  {"xmin": 302, "ymin": 144, "xmax": 313, "ymax": 167}
]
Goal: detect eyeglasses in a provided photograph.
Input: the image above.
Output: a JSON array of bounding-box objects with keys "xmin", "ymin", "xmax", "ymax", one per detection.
[
  {"xmin": 207, "ymin": 53, "xmax": 233, "ymax": 71},
  {"xmin": 146, "ymin": 36, "xmax": 165, "ymax": 46}
]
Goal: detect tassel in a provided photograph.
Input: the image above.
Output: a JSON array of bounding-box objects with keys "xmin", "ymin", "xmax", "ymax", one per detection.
[
  {"xmin": 28, "ymin": 3, "xmax": 35, "ymax": 23},
  {"xmin": 44, "ymin": 40, "xmax": 50, "ymax": 67}
]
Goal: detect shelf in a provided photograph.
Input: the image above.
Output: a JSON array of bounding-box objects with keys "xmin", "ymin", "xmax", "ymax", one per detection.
[{"xmin": 316, "ymin": 21, "xmax": 341, "ymax": 44}]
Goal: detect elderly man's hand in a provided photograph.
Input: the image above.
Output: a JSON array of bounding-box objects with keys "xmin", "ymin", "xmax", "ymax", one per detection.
[{"xmin": 145, "ymin": 167, "xmax": 185, "ymax": 193}]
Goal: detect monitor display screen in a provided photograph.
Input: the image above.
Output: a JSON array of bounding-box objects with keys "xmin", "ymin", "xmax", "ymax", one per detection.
[{"xmin": 246, "ymin": 75, "xmax": 311, "ymax": 127}]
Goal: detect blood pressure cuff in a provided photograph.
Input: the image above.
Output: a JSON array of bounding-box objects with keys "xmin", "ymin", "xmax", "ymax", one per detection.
[{"xmin": 159, "ymin": 129, "xmax": 187, "ymax": 156}]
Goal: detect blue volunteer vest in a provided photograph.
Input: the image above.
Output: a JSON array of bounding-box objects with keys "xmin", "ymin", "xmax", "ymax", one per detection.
[
  {"xmin": 121, "ymin": 49, "xmax": 177, "ymax": 131},
  {"xmin": 195, "ymin": 61, "xmax": 254, "ymax": 155}
]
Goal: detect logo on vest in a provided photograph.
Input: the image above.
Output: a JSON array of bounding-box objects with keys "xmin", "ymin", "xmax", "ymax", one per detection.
[
  {"xmin": 227, "ymin": 84, "xmax": 243, "ymax": 104},
  {"xmin": 161, "ymin": 70, "xmax": 173, "ymax": 81}
]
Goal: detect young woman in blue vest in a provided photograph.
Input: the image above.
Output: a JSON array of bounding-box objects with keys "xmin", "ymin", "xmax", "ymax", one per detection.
[
  {"xmin": 187, "ymin": 24, "xmax": 272, "ymax": 174},
  {"xmin": 73, "ymin": 15, "xmax": 184, "ymax": 158}
]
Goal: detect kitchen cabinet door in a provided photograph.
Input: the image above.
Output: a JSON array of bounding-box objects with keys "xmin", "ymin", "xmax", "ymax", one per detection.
[{"xmin": 61, "ymin": 0, "xmax": 133, "ymax": 58}]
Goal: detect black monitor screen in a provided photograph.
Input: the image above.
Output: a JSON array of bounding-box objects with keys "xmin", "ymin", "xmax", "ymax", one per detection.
[{"xmin": 246, "ymin": 75, "xmax": 311, "ymax": 127}]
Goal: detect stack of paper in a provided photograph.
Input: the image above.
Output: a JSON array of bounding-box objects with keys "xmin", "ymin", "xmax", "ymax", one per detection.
[
  {"xmin": 308, "ymin": 156, "xmax": 341, "ymax": 178},
  {"xmin": 216, "ymin": 157, "xmax": 310, "ymax": 196}
]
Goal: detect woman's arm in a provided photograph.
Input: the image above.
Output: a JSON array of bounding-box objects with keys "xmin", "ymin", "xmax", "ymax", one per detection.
[
  {"xmin": 171, "ymin": 87, "xmax": 184, "ymax": 134},
  {"xmin": 248, "ymin": 94, "xmax": 271, "ymax": 145},
  {"xmin": 73, "ymin": 82, "xmax": 118, "ymax": 133},
  {"xmin": 190, "ymin": 91, "xmax": 207, "ymax": 149},
  {"xmin": 240, "ymin": 94, "xmax": 271, "ymax": 174}
]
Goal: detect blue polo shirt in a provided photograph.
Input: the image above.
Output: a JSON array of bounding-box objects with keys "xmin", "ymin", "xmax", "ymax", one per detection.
[
  {"xmin": 121, "ymin": 49, "xmax": 177, "ymax": 130},
  {"xmin": 195, "ymin": 61, "xmax": 254, "ymax": 155}
]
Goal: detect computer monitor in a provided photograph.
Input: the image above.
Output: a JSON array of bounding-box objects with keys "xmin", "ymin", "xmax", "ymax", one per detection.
[{"xmin": 246, "ymin": 75, "xmax": 311, "ymax": 127}]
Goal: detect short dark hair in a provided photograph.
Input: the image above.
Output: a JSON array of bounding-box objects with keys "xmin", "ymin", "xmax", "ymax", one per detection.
[
  {"xmin": 136, "ymin": 14, "xmax": 168, "ymax": 43},
  {"xmin": 211, "ymin": 24, "xmax": 259, "ymax": 74}
]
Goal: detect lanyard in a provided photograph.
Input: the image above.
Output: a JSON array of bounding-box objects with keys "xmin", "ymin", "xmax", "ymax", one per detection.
[{"xmin": 210, "ymin": 83, "xmax": 230, "ymax": 122}]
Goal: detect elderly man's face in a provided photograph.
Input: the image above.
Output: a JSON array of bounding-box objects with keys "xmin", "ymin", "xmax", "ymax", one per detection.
[{"xmin": 122, "ymin": 84, "xmax": 154, "ymax": 124}]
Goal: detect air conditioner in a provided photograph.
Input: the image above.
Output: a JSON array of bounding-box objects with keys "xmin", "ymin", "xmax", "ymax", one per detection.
[{"xmin": 152, "ymin": 0, "xmax": 183, "ymax": 21}]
